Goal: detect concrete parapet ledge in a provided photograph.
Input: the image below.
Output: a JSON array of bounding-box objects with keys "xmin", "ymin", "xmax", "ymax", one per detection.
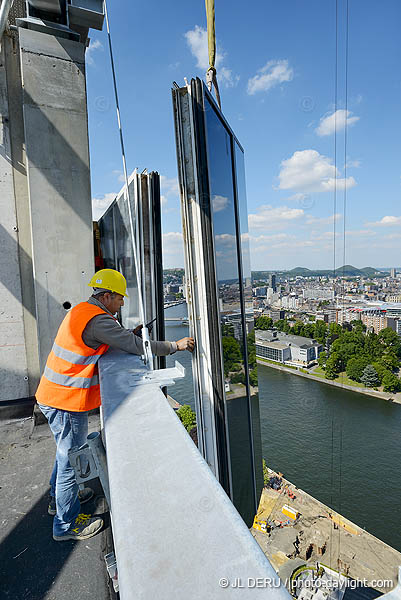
[{"xmin": 99, "ymin": 348, "xmax": 292, "ymax": 600}]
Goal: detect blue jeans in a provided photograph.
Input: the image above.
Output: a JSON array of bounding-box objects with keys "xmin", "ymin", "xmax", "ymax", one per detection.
[{"xmin": 38, "ymin": 404, "xmax": 88, "ymax": 535}]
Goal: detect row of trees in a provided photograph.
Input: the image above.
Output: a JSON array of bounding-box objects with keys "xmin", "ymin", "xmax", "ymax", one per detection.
[
  {"xmin": 255, "ymin": 315, "xmax": 401, "ymax": 393},
  {"xmin": 255, "ymin": 314, "xmax": 342, "ymax": 344},
  {"xmin": 317, "ymin": 324, "xmax": 401, "ymax": 391},
  {"xmin": 221, "ymin": 325, "xmax": 258, "ymax": 387}
]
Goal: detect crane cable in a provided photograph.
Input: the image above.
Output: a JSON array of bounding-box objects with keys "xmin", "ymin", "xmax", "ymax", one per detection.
[
  {"xmin": 205, "ymin": 0, "xmax": 221, "ymax": 108},
  {"xmin": 329, "ymin": 0, "xmax": 349, "ymax": 572},
  {"xmin": 104, "ymin": 0, "xmax": 153, "ymax": 369}
]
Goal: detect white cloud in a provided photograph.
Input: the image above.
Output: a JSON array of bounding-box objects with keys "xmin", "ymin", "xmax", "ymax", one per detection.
[
  {"xmin": 287, "ymin": 193, "xmax": 308, "ymax": 203},
  {"xmin": 247, "ymin": 59, "xmax": 293, "ymax": 95},
  {"xmin": 213, "ymin": 195, "xmax": 229, "ymax": 212},
  {"xmin": 86, "ymin": 39, "xmax": 103, "ymax": 67},
  {"xmin": 249, "ymin": 205, "xmax": 304, "ymax": 231},
  {"xmin": 305, "ymin": 213, "xmax": 342, "ymax": 226},
  {"xmin": 112, "ymin": 170, "xmax": 125, "ymax": 183},
  {"xmin": 346, "ymin": 159, "xmax": 361, "ymax": 168},
  {"xmin": 215, "ymin": 233, "xmax": 236, "ymax": 245},
  {"xmin": 367, "ymin": 215, "xmax": 401, "ymax": 226},
  {"xmin": 92, "ymin": 193, "xmax": 116, "ymax": 221},
  {"xmin": 278, "ymin": 149, "xmax": 356, "ymax": 193},
  {"xmin": 250, "ymin": 233, "xmax": 292, "ymax": 244},
  {"xmin": 184, "ymin": 25, "xmax": 210, "ymax": 70},
  {"xmin": 219, "ymin": 67, "xmax": 240, "ymax": 88},
  {"xmin": 315, "ymin": 109, "xmax": 360, "ymax": 136},
  {"xmin": 345, "ymin": 229, "xmax": 376, "ymax": 237},
  {"xmin": 184, "ymin": 26, "xmax": 238, "ymax": 88},
  {"xmin": 160, "ymin": 175, "xmax": 179, "ymax": 197},
  {"xmin": 162, "ymin": 232, "xmax": 184, "ymax": 268}
]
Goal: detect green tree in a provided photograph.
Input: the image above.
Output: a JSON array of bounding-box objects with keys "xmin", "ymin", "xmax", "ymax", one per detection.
[
  {"xmin": 222, "ymin": 336, "xmax": 241, "ymax": 374},
  {"xmin": 177, "ymin": 405, "xmax": 197, "ymax": 432},
  {"xmin": 249, "ymin": 367, "xmax": 258, "ymax": 387},
  {"xmin": 329, "ymin": 322, "xmax": 342, "ymax": 338},
  {"xmin": 303, "ymin": 323, "xmax": 316, "ymax": 338},
  {"xmin": 231, "ymin": 372, "xmax": 246, "ymax": 384},
  {"xmin": 222, "ymin": 323, "xmax": 234, "ymax": 337},
  {"xmin": 325, "ymin": 352, "xmax": 342, "ymax": 379},
  {"xmin": 351, "ymin": 319, "xmax": 366, "ymax": 332},
  {"xmin": 292, "ymin": 320, "xmax": 305, "ymax": 336},
  {"xmin": 382, "ymin": 371, "xmax": 401, "ymax": 393},
  {"xmin": 381, "ymin": 352, "xmax": 399, "ymax": 372},
  {"xmin": 318, "ymin": 350, "xmax": 327, "ymax": 368},
  {"xmin": 360, "ymin": 365, "xmax": 380, "ymax": 388},
  {"xmin": 247, "ymin": 330, "xmax": 256, "ymax": 369},
  {"xmin": 378, "ymin": 328, "xmax": 401, "ymax": 356},
  {"xmin": 346, "ymin": 357, "xmax": 369, "ymax": 381},
  {"xmin": 274, "ymin": 319, "xmax": 287, "ymax": 332},
  {"xmin": 371, "ymin": 362, "xmax": 390, "ymax": 384},
  {"xmin": 314, "ymin": 320, "xmax": 328, "ymax": 343},
  {"xmin": 255, "ymin": 316, "xmax": 273, "ymax": 330}
]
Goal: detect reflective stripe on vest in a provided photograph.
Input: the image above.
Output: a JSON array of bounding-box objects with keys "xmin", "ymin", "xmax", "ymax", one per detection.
[
  {"xmin": 35, "ymin": 302, "xmax": 115, "ymax": 412},
  {"xmin": 44, "ymin": 366, "xmax": 99, "ymax": 389},
  {"xmin": 52, "ymin": 342, "xmax": 103, "ymax": 366}
]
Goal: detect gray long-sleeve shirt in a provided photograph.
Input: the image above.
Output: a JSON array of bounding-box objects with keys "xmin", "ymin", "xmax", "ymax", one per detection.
[{"xmin": 82, "ymin": 297, "xmax": 177, "ymax": 356}]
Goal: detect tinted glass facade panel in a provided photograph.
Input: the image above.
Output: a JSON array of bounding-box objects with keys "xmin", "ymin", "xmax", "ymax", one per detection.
[
  {"xmin": 172, "ymin": 79, "xmax": 263, "ymax": 527},
  {"xmin": 204, "ymin": 95, "xmax": 257, "ymax": 526}
]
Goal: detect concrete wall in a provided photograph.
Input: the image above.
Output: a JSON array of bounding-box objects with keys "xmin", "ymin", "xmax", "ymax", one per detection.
[
  {"xmin": 0, "ymin": 39, "xmax": 30, "ymax": 401},
  {"xmin": 19, "ymin": 28, "xmax": 94, "ymax": 374},
  {"xmin": 0, "ymin": 27, "xmax": 94, "ymax": 401}
]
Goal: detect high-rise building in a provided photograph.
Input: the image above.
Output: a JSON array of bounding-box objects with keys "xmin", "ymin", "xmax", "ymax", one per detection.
[
  {"xmin": 390, "ymin": 268, "xmax": 397, "ymax": 278},
  {"xmin": 269, "ymin": 274, "xmax": 277, "ymax": 292}
]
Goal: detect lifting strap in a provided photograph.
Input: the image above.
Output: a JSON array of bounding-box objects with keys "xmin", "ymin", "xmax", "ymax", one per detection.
[{"xmin": 205, "ymin": 0, "xmax": 221, "ymax": 108}]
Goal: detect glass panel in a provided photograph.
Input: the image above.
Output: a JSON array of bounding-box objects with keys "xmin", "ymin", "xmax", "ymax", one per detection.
[
  {"xmin": 235, "ymin": 142, "xmax": 263, "ymax": 502},
  {"xmin": 114, "ymin": 188, "xmax": 139, "ymax": 329},
  {"xmin": 204, "ymin": 95, "xmax": 255, "ymax": 525},
  {"xmin": 98, "ymin": 208, "xmax": 115, "ymax": 270}
]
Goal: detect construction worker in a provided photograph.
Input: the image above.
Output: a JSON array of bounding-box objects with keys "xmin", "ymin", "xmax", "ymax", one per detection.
[{"xmin": 36, "ymin": 269, "xmax": 194, "ymax": 542}]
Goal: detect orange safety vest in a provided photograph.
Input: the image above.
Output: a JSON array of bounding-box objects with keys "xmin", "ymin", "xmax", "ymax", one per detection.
[{"xmin": 35, "ymin": 302, "xmax": 116, "ymax": 412}]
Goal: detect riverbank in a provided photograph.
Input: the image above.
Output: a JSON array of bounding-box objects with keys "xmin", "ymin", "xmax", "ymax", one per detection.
[{"xmin": 257, "ymin": 357, "xmax": 401, "ymax": 405}]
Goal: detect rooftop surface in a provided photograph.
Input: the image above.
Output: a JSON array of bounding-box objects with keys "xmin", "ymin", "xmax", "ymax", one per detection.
[
  {"xmin": 252, "ymin": 472, "xmax": 401, "ymax": 592},
  {"xmin": 0, "ymin": 412, "xmax": 113, "ymax": 600},
  {"xmin": 256, "ymin": 330, "xmax": 321, "ymax": 348}
]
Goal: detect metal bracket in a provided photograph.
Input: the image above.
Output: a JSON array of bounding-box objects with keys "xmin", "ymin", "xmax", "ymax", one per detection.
[
  {"xmin": 104, "ymin": 552, "xmax": 119, "ymax": 592},
  {"xmin": 126, "ymin": 360, "xmax": 185, "ymax": 388},
  {"xmin": 68, "ymin": 431, "xmax": 110, "ymax": 507}
]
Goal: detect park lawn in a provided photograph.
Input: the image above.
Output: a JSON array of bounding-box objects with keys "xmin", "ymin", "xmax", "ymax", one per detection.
[{"xmin": 311, "ymin": 366, "xmax": 367, "ymax": 389}]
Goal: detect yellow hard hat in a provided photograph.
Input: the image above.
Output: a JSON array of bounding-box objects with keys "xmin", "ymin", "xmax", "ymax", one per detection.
[{"xmin": 88, "ymin": 269, "xmax": 128, "ymax": 297}]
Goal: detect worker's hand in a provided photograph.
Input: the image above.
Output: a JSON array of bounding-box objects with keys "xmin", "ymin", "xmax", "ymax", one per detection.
[
  {"xmin": 133, "ymin": 324, "xmax": 143, "ymax": 337},
  {"xmin": 176, "ymin": 337, "xmax": 195, "ymax": 352}
]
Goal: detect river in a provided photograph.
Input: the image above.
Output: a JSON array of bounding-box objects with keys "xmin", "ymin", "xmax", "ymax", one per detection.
[{"xmin": 165, "ymin": 302, "xmax": 401, "ymax": 552}]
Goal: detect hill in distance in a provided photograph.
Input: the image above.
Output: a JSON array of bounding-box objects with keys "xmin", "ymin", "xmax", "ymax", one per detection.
[{"xmin": 252, "ymin": 265, "xmax": 387, "ymax": 278}]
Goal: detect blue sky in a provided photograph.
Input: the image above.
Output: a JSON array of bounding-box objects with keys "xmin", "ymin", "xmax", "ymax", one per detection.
[{"xmin": 87, "ymin": 0, "xmax": 401, "ymax": 271}]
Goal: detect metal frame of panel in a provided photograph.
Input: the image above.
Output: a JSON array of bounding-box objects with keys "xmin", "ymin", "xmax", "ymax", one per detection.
[
  {"xmin": 97, "ymin": 170, "xmax": 165, "ymax": 370},
  {"xmin": 172, "ymin": 82, "xmax": 221, "ymax": 481},
  {"xmin": 172, "ymin": 78, "xmax": 261, "ymax": 523}
]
